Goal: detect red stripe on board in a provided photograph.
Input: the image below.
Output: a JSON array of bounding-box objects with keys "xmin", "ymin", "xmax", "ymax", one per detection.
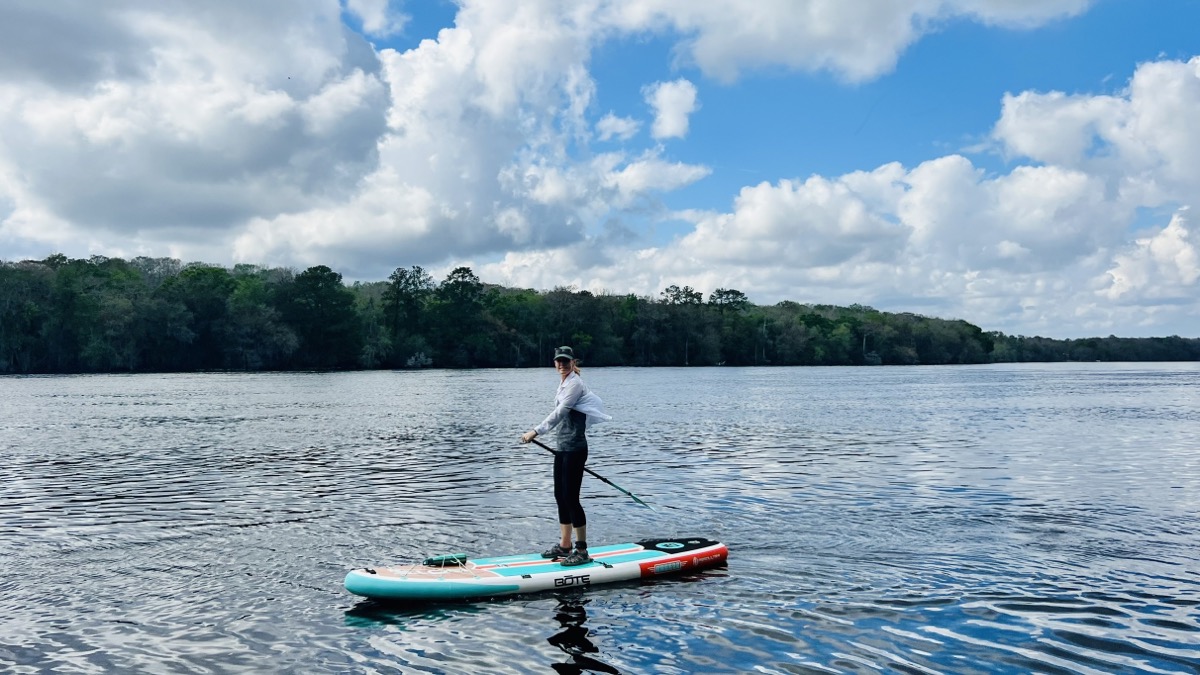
[{"xmin": 637, "ymin": 544, "xmax": 728, "ymax": 578}]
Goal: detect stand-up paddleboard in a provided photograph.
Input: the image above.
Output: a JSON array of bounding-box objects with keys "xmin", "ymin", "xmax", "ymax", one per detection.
[{"xmin": 344, "ymin": 537, "xmax": 728, "ymax": 601}]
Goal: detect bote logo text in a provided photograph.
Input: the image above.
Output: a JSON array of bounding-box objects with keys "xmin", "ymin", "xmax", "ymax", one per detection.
[{"xmin": 554, "ymin": 574, "xmax": 591, "ymax": 587}]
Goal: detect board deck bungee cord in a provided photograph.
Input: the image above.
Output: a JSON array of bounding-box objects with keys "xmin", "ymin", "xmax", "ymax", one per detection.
[{"xmin": 344, "ymin": 537, "xmax": 728, "ymax": 601}]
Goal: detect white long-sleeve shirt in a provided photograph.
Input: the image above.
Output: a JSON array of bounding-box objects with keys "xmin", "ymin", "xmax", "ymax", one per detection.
[{"xmin": 534, "ymin": 371, "xmax": 611, "ymax": 437}]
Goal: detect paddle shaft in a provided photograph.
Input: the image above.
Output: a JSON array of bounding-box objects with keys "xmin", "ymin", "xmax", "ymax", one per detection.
[{"xmin": 528, "ymin": 438, "xmax": 655, "ymax": 511}]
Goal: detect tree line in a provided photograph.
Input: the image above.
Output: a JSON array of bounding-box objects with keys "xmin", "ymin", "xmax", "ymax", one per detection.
[{"xmin": 1, "ymin": 254, "xmax": 1197, "ymax": 374}]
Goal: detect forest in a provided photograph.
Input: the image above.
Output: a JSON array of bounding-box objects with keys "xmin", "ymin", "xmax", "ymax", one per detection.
[{"xmin": 1, "ymin": 255, "xmax": 1197, "ymax": 374}]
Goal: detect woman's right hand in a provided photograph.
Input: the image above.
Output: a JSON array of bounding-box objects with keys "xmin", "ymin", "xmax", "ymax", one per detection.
[{"xmin": 520, "ymin": 430, "xmax": 537, "ymax": 444}]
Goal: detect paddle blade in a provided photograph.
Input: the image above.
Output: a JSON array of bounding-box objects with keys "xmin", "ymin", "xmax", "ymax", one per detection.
[{"xmin": 631, "ymin": 494, "xmax": 656, "ymax": 511}]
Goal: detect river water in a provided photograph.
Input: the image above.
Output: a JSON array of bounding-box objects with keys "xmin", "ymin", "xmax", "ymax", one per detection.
[{"xmin": 1, "ymin": 363, "xmax": 1198, "ymax": 674}]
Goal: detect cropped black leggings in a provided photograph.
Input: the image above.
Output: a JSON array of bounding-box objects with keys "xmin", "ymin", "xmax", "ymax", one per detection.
[{"xmin": 553, "ymin": 449, "xmax": 588, "ymax": 527}]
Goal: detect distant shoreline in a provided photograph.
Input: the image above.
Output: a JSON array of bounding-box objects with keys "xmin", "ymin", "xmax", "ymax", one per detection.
[{"xmin": 3, "ymin": 255, "xmax": 1197, "ymax": 375}]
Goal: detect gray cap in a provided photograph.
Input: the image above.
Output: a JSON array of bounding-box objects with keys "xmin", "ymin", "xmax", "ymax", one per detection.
[{"xmin": 553, "ymin": 345, "xmax": 575, "ymax": 361}]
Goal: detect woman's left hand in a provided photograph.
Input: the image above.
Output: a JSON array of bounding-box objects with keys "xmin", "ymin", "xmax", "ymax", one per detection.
[{"xmin": 520, "ymin": 431, "xmax": 537, "ymax": 444}]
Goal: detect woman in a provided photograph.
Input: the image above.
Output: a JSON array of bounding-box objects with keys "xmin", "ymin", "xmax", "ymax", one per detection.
[{"xmin": 520, "ymin": 345, "xmax": 611, "ymax": 566}]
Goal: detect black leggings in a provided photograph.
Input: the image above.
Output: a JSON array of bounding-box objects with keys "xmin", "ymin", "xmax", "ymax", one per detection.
[{"xmin": 554, "ymin": 449, "xmax": 588, "ymax": 527}]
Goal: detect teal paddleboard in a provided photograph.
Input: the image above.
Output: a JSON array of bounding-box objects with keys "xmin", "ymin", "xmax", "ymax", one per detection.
[{"xmin": 345, "ymin": 537, "xmax": 728, "ymax": 601}]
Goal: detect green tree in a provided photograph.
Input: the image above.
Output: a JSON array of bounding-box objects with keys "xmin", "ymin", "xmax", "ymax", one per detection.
[
  {"xmin": 134, "ymin": 296, "xmax": 195, "ymax": 371},
  {"xmin": 381, "ymin": 266, "xmax": 434, "ymax": 366},
  {"xmin": 486, "ymin": 287, "xmax": 545, "ymax": 366},
  {"xmin": 155, "ymin": 265, "xmax": 236, "ymax": 369},
  {"xmin": 661, "ymin": 284, "xmax": 703, "ymax": 365},
  {"xmin": 708, "ymin": 288, "xmax": 749, "ymax": 313},
  {"xmin": 544, "ymin": 286, "xmax": 596, "ymax": 360},
  {"xmin": 283, "ymin": 265, "xmax": 362, "ymax": 368},
  {"xmin": 429, "ymin": 267, "xmax": 487, "ymax": 367},
  {"xmin": 0, "ymin": 262, "xmax": 52, "ymax": 372},
  {"xmin": 772, "ymin": 315, "xmax": 811, "ymax": 364},
  {"xmin": 78, "ymin": 257, "xmax": 149, "ymax": 371},
  {"xmin": 43, "ymin": 256, "xmax": 106, "ymax": 371},
  {"xmin": 129, "ymin": 257, "xmax": 183, "ymax": 290},
  {"xmin": 629, "ymin": 296, "xmax": 665, "ymax": 366},
  {"xmin": 221, "ymin": 274, "xmax": 298, "ymax": 369}
]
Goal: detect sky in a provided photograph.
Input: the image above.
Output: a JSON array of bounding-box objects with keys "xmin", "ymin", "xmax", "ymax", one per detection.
[{"xmin": 1, "ymin": 1, "xmax": 1199, "ymax": 339}]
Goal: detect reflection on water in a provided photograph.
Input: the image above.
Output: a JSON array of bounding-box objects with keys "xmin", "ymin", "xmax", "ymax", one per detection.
[
  {"xmin": 548, "ymin": 596, "xmax": 620, "ymax": 675},
  {"xmin": 1, "ymin": 364, "xmax": 1199, "ymax": 673},
  {"xmin": 342, "ymin": 593, "xmax": 623, "ymax": 674}
]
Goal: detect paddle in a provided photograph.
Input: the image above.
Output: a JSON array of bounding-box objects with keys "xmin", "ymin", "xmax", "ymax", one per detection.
[{"xmin": 527, "ymin": 438, "xmax": 655, "ymax": 511}]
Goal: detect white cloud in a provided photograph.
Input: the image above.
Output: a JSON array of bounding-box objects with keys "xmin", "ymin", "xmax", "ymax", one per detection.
[
  {"xmin": 994, "ymin": 56, "xmax": 1200, "ymax": 202},
  {"xmin": 900, "ymin": 157, "xmax": 1121, "ymax": 271},
  {"xmin": 993, "ymin": 90, "xmax": 1126, "ymax": 167},
  {"xmin": 596, "ymin": 113, "xmax": 640, "ymax": 141},
  {"xmin": 1103, "ymin": 210, "xmax": 1199, "ymax": 302},
  {"xmin": 231, "ymin": 0, "xmax": 718, "ymax": 275},
  {"xmin": 300, "ymin": 68, "xmax": 386, "ymax": 135},
  {"xmin": 601, "ymin": 0, "xmax": 1093, "ymax": 82},
  {"xmin": 0, "ymin": 0, "xmax": 1110, "ymax": 260},
  {"xmin": 606, "ymin": 152, "xmax": 711, "ymax": 206},
  {"xmin": 453, "ymin": 0, "xmax": 594, "ymax": 117},
  {"xmin": 0, "ymin": 0, "xmax": 388, "ymax": 239},
  {"xmin": 345, "ymin": 0, "xmax": 408, "ymax": 37},
  {"xmin": 678, "ymin": 169, "xmax": 907, "ymax": 268},
  {"xmin": 644, "ymin": 79, "xmax": 698, "ymax": 139},
  {"xmin": 233, "ymin": 164, "xmax": 439, "ymax": 269}
]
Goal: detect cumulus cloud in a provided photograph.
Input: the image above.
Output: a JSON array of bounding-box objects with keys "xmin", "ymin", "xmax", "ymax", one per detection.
[
  {"xmin": 0, "ymin": 0, "xmax": 1110, "ymax": 264},
  {"xmin": 601, "ymin": 0, "xmax": 1094, "ymax": 82},
  {"xmin": 0, "ymin": 2, "xmax": 152, "ymax": 90},
  {"xmin": 992, "ymin": 90, "xmax": 1126, "ymax": 167},
  {"xmin": 1103, "ymin": 210, "xmax": 1199, "ymax": 302},
  {"xmin": 345, "ymin": 0, "xmax": 408, "ymax": 37},
  {"xmin": 678, "ymin": 171, "xmax": 906, "ymax": 268},
  {"xmin": 899, "ymin": 157, "xmax": 1122, "ymax": 271},
  {"xmin": 606, "ymin": 152, "xmax": 711, "ymax": 206},
  {"xmin": 596, "ymin": 113, "xmax": 640, "ymax": 141},
  {"xmin": 662, "ymin": 151, "xmax": 1123, "ymax": 288},
  {"xmin": 0, "ymin": 0, "xmax": 388, "ymax": 246},
  {"xmin": 644, "ymin": 79, "xmax": 698, "ymax": 139},
  {"xmin": 234, "ymin": 2, "xmax": 720, "ymax": 275},
  {"xmin": 994, "ymin": 56, "xmax": 1200, "ymax": 201}
]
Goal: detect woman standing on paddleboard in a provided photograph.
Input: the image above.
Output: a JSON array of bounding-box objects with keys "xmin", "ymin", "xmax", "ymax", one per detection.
[{"xmin": 521, "ymin": 345, "xmax": 611, "ymax": 567}]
